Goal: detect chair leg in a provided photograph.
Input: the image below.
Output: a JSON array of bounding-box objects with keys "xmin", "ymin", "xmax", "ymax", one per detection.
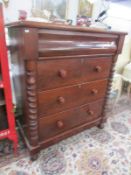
[
  {"xmin": 127, "ymin": 83, "xmax": 131, "ymax": 97},
  {"xmin": 114, "ymin": 78, "xmax": 123, "ymax": 106}
]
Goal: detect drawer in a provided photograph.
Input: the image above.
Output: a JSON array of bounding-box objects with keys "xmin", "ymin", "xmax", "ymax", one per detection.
[
  {"xmin": 38, "ymin": 29, "xmax": 117, "ymax": 58},
  {"xmin": 38, "ymin": 79, "xmax": 108, "ymax": 117},
  {"xmin": 37, "ymin": 57, "xmax": 112, "ymax": 91},
  {"xmin": 39, "ymin": 99, "xmax": 104, "ymax": 141}
]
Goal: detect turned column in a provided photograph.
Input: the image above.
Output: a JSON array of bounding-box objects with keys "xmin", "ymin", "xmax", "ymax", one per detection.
[{"xmin": 23, "ymin": 28, "xmax": 39, "ymax": 147}]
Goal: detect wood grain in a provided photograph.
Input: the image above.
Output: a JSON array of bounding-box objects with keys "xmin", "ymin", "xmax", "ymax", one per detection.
[
  {"xmin": 37, "ymin": 57, "xmax": 112, "ymax": 91},
  {"xmin": 7, "ymin": 21, "xmax": 126, "ymax": 159},
  {"xmin": 38, "ymin": 79, "xmax": 108, "ymax": 117},
  {"xmin": 39, "ymin": 99, "xmax": 104, "ymax": 140}
]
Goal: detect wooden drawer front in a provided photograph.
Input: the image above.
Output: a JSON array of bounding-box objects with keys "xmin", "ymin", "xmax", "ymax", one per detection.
[
  {"xmin": 37, "ymin": 57, "xmax": 112, "ymax": 91},
  {"xmin": 38, "ymin": 29, "xmax": 117, "ymax": 58},
  {"xmin": 39, "ymin": 99, "xmax": 104, "ymax": 141},
  {"xmin": 38, "ymin": 79, "xmax": 108, "ymax": 117}
]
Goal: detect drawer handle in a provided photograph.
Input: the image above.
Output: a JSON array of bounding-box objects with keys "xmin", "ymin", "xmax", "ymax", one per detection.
[
  {"xmin": 87, "ymin": 110, "xmax": 94, "ymax": 116},
  {"xmin": 57, "ymin": 120, "xmax": 64, "ymax": 128},
  {"xmin": 95, "ymin": 66, "xmax": 102, "ymax": 72},
  {"xmin": 58, "ymin": 96, "xmax": 65, "ymax": 104},
  {"xmin": 58, "ymin": 69, "xmax": 67, "ymax": 78},
  {"xmin": 91, "ymin": 89, "xmax": 98, "ymax": 95}
]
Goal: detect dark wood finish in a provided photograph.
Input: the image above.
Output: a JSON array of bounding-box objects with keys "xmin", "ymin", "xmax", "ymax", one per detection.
[
  {"xmin": 37, "ymin": 57, "xmax": 112, "ymax": 91},
  {"xmin": 38, "ymin": 79, "xmax": 108, "ymax": 117},
  {"xmin": 7, "ymin": 21, "xmax": 126, "ymax": 159},
  {"xmin": 98, "ymin": 55, "xmax": 118, "ymax": 128},
  {"xmin": 25, "ymin": 60, "xmax": 39, "ymax": 147},
  {"xmin": 38, "ymin": 29, "xmax": 117, "ymax": 57},
  {"xmin": 39, "ymin": 99, "xmax": 104, "ymax": 140}
]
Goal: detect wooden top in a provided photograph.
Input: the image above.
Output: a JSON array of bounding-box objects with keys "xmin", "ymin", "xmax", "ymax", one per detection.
[{"xmin": 6, "ymin": 21, "xmax": 127, "ymax": 35}]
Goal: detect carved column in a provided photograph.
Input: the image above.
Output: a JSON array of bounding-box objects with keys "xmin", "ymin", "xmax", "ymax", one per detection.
[
  {"xmin": 25, "ymin": 60, "xmax": 39, "ymax": 146},
  {"xmin": 98, "ymin": 34, "xmax": 126, "ymax": 128},
  {"xmin": 98, "ymin": 56, "xmax": 117, "ymax": 128}
]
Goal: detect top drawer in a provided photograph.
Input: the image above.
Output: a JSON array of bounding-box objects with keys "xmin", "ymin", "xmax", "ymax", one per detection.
[{"xmin": 38, "ymin": 29, "xmax": 118, "ymax": 58}]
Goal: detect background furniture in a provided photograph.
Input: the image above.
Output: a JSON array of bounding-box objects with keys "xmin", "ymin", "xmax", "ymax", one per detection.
[
  {"xmin": 111, "ymin": 36, "xmax": 131, "ymax": 103},
  {"xmin": 115, "ymin": 36, "xmax": 131, "ymax": 74},
  {"xmin": 7, "ymin": 21, "xmax": 126, "ymax": 159},
  {"xmin": 0, "ymin": 3, "xmax": 17, "ymax": 152},
  {"xmin": 111, "ymin": 73, "xmax": 123, "ymax": 105},
  {"xmin": 122, "ymin": 62, "xmax": 131, "ymax": 97}
]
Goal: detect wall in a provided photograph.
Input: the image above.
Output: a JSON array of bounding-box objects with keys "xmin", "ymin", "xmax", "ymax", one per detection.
[
  {"xmin": 2, "ymin": 0, "xmax": 105, "ymax": 25},
  {"xmin": 3, "ymin": 0, "xmax": 32, "ymax": 22},
  {"xmin": 3, "ymin": 0, "xmax": 80, "ymax": 24},
  {"xmin": 105, "ymin": 1, "xmax": 131, "ymax": 33},
  {"xmin": 3, "ymin": 0, "xmax": 131, "ymax": 33},
  {"xmin": 91, "ymin": 0, "xmax": 107, "ymax": 20},
  {"xmin": 66, "ymin": 0, "xmax": 79, "ymax": 25}
]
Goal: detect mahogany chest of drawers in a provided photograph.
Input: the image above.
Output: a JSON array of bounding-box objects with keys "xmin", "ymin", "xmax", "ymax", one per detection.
[{"xmin": 7, "ymin": 21, "xmax": 126, "ymax": 160}]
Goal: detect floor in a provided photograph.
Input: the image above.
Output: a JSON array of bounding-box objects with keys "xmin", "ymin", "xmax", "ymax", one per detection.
[{"xmin": 0, "ymin": 94, "xmax": 131, "ymax": 175}]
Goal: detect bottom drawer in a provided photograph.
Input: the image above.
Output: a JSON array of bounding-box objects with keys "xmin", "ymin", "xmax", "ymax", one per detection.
[{"xmin": 39, "ymin": 99, "xmax": 104, "ymax": 141}]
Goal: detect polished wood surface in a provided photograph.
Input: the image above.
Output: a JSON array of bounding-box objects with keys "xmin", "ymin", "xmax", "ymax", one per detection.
[
  {"xmin": 38, "ymin": 29, "xmax": 117, "ymax": 57},
  {"xmin": 6, "ymin": 21, "xmax": 126, "ymax": 36},
  {"xmin": 7, "ymin": 21, "xmax": 126, "ymax": 159},
  {"xmin": 39, "ymin": 99, "xmax": 104, "ymax": 140},
  {"xmin": 37, "ymin": 57, "xmax": 112, "ymax": 91},
  {"xmin": 38, "ymin": 79, "xmax": 108, "ymax": 117}
]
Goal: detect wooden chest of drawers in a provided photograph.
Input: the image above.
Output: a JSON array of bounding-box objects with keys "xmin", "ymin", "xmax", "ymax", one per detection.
[{"xmin": 7, "ymin": 21, "xmax": 126, "ymax": 160}]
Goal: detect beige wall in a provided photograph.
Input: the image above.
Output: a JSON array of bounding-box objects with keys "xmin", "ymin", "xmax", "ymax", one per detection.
[
  {"xmin": 105, "ymin": 2, "xmax": 131, "ymax": 34},
  {"xmin": 3, "ymin": 0, "xmax": 32, "ymax": 22}
]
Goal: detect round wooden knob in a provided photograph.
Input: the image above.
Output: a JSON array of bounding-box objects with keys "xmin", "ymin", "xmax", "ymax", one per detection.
[
  {"xmin": 87, "ymin": 110, "xmax": 94, "ymax": 115},
  {"xmin": 58, "ymin": 69, "xmax": 67, "ymax": 78},
  {"xmin": 95, "ymin": 66, "xmax": 102, "ymax": 72},
  {"xmin": 91, "ymin": 89, "xmax": 98, "ymax": 95},
  {"xmin": 57, "ymin": 120, "xmax": 64, "ymax": 128},
  {"xmin": 58, "ymin": 96, "xmax": 65, "ymax": 104}
]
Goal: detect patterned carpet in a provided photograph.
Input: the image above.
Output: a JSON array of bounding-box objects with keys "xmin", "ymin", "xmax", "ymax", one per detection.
[{"xmin": 0, "ymin": 95, "xmax": 131, "ymax": 175}]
